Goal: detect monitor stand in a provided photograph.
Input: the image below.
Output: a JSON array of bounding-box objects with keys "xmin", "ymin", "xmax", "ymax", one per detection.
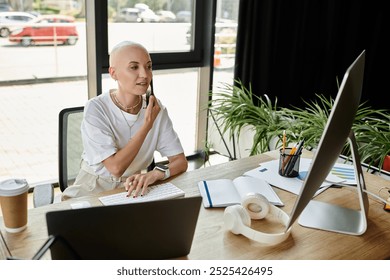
[{"xmin": 298, "ymin": 131, "xmax": 369, "ymax": 235}]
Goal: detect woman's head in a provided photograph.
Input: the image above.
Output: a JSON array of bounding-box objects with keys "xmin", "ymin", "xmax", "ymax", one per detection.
[{"xmin": 109, "ymin": 41, "xmax": 152, "ymax": 96}]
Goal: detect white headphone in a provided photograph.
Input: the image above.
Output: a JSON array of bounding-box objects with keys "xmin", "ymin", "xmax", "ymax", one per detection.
[{"xmin": 224, "ymin": 193, "xmax": 291, "ymax": 246}]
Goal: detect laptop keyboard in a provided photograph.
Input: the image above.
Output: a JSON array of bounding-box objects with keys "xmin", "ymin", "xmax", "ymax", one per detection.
[{"xmin": 98, "ymin": 182, "xmax": 185, "ymax": 206}]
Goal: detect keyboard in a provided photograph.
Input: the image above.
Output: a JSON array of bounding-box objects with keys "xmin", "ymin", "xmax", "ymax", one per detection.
[{"xmin": 98, "ymin": 182, "xmax": 185, "ymax": 206}]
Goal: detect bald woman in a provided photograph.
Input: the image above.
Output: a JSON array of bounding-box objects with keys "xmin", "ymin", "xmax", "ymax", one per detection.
[{"xmin": 62, "ymin": 41, "xmax": 187, "ymax": 200}]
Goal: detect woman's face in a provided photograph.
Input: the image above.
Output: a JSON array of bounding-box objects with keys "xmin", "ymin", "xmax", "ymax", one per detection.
[{"xmin": 111, "ymin": 45, "xmax": 153, "ymax": 96}]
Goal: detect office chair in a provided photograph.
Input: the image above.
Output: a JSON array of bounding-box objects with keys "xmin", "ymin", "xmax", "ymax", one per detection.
[
  {"xmin": 58, "ymin": 106, "xmax": 85, "ymax": 192},
  {"xmin": 33, "ymin": 106, "xmax": 84, "ymax": 207}
]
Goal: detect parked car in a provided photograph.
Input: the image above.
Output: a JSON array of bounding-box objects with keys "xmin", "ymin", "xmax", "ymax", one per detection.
[
  {"xmin": 134, "ymin": 3, "xmax": 149, "ymax": 12},
  {"xmin": 115, "ymin": 7, "xmax": 159, "ymax": 23},
  {"xmin": 0, "ymin": 3, "xmax": 13, "ymax": 12},
  {"xmin": 176, "ymin": 11, "xmax": 191, "ymax": 22},
  {"xmin": 156, "ymin": 10, "xmax": 176, "ymax": 22},
  {"xmin": 138, "ymin": 9, "xmax": 159, "ymax": 22},
  {"xmin": 9, "ymin": 14, "xmax": 78, "ymax": 46},
  {"xmin": 115, "ymin": 8, "xmax": 141, "ymax": 22},
  {"xmin": 0, "ymin": 11, "xmax": 37, "ymax": 37}
]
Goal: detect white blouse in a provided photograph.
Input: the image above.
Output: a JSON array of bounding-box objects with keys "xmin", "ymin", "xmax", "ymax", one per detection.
[{"xmin": 81, "ymin": 91, "xmax": 184, "ymax": 177}]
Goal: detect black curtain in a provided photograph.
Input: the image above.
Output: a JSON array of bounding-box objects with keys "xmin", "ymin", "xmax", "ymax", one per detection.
[{"xmin": 234, "ymin": 0, "xmax": 389, "ymax": 110}]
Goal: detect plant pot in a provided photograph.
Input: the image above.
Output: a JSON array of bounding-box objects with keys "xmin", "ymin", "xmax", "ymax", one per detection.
[{"xmin": 383, "ymin": 155, "xmax": 390, "ymax": 172}]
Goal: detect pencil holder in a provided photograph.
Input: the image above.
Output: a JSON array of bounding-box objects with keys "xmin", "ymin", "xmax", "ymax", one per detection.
[{"xmin": 278, "ymin": 148, "xmax": 302, "ymax": 178}]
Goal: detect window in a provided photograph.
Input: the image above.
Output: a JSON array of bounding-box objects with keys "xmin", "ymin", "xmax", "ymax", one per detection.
[
  {"xmin": 0, "ymin": 2, "xmax": 88, "ymax": 185},
  {"xmin": 108, "ymin": 0, "xmax": 194, "ymax": 52}
]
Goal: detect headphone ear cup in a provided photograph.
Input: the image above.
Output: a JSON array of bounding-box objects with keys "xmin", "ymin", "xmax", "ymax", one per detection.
[
  {"xmin": 242, "ymin": 193, "xmax": 270, "ymax": 220},
  {"xmin": 224, "ymin": 195, "xmax": 291, "ymax": 246},
  {"xmin": 224, "ymin": 205, "xmax": 251, "ymax": 235}
]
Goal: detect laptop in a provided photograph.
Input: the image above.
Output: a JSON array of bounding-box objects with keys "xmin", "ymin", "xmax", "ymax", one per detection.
[{"xmin": 44, "ymin": 196, "xmax": 202, "ymax": 260}]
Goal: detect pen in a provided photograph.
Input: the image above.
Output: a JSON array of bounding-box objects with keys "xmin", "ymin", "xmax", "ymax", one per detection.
[
  {"xmin": 296, "ymin": 139, "xmax": 304, "ymax": 155},
  {"xmin": 281, "ymin": 130, "xmax": 287, "ymax": 173}
]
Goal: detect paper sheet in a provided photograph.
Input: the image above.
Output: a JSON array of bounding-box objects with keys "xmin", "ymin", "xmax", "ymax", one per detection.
[{"xmin": 243, "ymin": 158, "xmax": 356, "ymax": 196}]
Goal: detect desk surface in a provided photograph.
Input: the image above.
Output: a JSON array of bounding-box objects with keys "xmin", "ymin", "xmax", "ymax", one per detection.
[{"xmin": 1, "ymin": 150, "xmax": 390, "ymax": 260}]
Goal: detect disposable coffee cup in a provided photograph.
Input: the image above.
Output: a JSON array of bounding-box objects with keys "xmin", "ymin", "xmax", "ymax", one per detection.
[{"xmin": 0, "ymin": 179, "xmax": 29, "ymax": 233}]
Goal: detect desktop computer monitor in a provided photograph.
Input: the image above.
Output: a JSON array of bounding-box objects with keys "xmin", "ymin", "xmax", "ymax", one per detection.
[{"xmin": 286, "ymin": 50, "xmax": 369, "ymax": 235}]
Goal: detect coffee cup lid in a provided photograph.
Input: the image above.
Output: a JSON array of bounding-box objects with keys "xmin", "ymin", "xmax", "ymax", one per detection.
[{"xmin": 0, "ymin": 179, "xmax": 29, "ymax": 196}]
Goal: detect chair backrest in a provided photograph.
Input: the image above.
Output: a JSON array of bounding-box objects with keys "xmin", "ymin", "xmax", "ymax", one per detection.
[{"xmin": 58, "ymin": 106, "xmax": 84, "ymax": 192}]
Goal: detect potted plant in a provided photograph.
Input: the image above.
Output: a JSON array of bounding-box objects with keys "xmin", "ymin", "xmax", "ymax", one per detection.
[
  {"xmin": 281, "ymin": 94, "xmax": 335, "ymax": 150},
  {"xmin": 384, "ymin": 155, "xmax": 390, "ymax": 172},
  {"xmin": 353, "ymin": 111, "xmax": 390, "ymax": 172},
  {"xmin": 208, "ymin": 80, "xmax": 390, "ymax": 171},
  {"xmin": 285, "ymin": 96, "xmax": 390, "ymax": 167},
  {"xmin": 208, "ymin": 80, "xmax": 287, "ymax": 156}
]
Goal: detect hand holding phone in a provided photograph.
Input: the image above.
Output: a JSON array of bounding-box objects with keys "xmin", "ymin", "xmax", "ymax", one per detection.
[{"xmin": 146, "ymin": 80, "xmax": 154, "ymax": 106}]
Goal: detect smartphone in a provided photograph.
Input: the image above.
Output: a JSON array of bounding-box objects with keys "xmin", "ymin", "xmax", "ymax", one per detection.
[{"xmin": 146, "ymin": 80, "xmax": 154, "ymax": 106}]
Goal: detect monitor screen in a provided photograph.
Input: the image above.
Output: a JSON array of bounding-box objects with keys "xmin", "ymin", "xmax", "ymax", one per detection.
[{"xmin": 286, "ymin": 50, "xmax": 367, "ymax": 233}]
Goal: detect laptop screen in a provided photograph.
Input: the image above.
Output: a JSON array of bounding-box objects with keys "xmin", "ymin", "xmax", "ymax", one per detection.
[{"xmin": 45, "ymin": 196, "xmax": 202, "ymax": 260}]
